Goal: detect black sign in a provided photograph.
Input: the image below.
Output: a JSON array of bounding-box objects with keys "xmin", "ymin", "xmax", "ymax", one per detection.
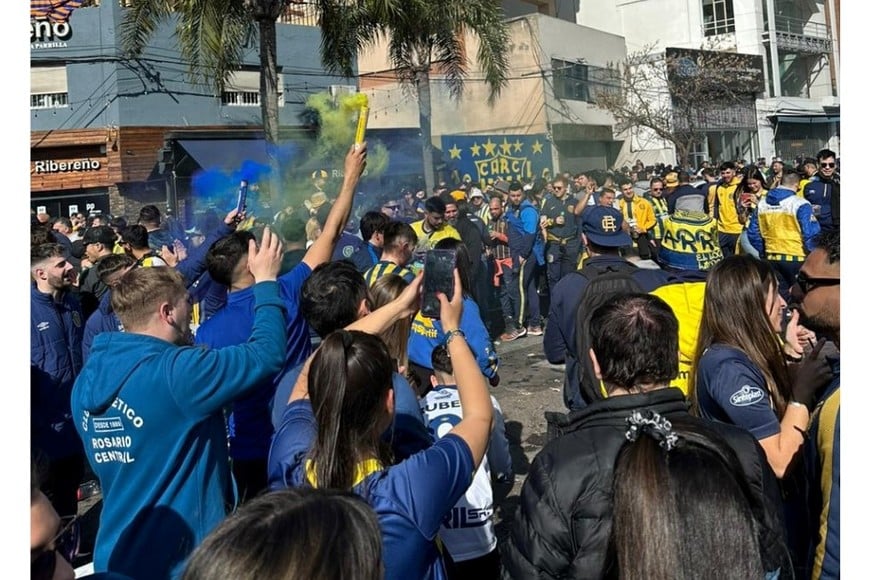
[{"xmin": 665, "ymin": 47, "xmax": 765, "ymax": 94}]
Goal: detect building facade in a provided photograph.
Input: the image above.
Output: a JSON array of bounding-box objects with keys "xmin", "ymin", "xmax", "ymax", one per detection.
[
  {"xmin": 578, "ymin": 0, "xmax": 840, "ymax": 166},
  {"xmin": 360, "ymin": 12, "xmax": 626, "ymax": 181},
  {"xmin": 30, "ymin": 0, "xmax": 348, "ymax": 222}
]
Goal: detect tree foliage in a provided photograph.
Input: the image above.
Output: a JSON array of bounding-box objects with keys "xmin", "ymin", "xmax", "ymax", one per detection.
[
  {"xmin": 314, "ymin": 0, "xmax": 510, "ymax": 191},
  {"xmin": 594, "ymin": 44, "xmax": 763, "ymax": 167}
]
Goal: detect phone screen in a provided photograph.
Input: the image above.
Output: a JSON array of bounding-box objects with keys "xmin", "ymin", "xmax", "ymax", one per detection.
[{"xmin": 421, "ymin": 249, "xmax": 456, "ymax": 319}]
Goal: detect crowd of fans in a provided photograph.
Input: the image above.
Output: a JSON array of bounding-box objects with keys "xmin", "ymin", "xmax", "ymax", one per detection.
[{"xmin": 31, "ymin": 143, "xmax": 840, "ymax": 580}]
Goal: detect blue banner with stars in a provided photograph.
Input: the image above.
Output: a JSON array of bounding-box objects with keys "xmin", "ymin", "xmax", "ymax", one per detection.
[{"xmin": 441, "ymin": 134, "xmax": 554, "ymax": 188}]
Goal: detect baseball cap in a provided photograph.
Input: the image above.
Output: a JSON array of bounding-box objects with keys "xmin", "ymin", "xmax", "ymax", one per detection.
[
  {"xmin": 657, "ymin": 211, "xmax": 724, "ymax": 271},
  {"xmin": 469, "ymin": 187, "xmax": 484, "ymax": 199},
  {"xmin": 664, "ymin": 172, "xmax": 679, "ymax": 188},
  {"xmin": 81, "ymin": 225, "xmax": 117, "ymax": 247},
  {"xmin": 450, "ymin": 190, "xmax": 466, "ymax": 202},
  {"xmin": 581, "ymin": 206, "xmax": 631, "ymax": 247}
]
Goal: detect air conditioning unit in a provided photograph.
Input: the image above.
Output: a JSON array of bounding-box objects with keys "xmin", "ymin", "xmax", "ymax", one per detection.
[{"xmin": 328, "ymin": 84, "xmax": 358, "ymax": 99}]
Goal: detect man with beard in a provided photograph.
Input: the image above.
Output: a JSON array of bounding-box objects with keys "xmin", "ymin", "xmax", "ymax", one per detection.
[
  {"xmin": 410, "ymin": 196, "xmax": 462, "ymax": 270},
  {"xmin": 31, "ymin": 243, "xmax": 85, "ymax": 522},
  {"xmin": 791, "ymin": 229, "xmax": 840, "ymax": 580}
]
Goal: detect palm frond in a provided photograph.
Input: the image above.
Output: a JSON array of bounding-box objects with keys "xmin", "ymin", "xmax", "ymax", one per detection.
[{"xmin": 119, "ymin": 0, "xmax": 174, "ymax": 57}]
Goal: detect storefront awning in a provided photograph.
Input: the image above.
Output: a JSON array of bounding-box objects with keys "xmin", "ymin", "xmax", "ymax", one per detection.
[{"xmin": 176, "ymin": 139, "xmax": 274, "ymax": 172}]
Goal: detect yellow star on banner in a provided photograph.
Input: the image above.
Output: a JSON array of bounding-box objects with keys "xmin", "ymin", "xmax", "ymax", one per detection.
[
  {"xmin": 531, "ymin": 140, "xmax": 544, "ymax": 154},
  {"xmin": 483, "ymin": 139, "xmax": 497, "ymax": 156},
  {"xmin": 512, "ymin": 139, "xmax": 524, "ymax": 153},
  {"xmin": 470, "ymin": 143, "xmax": 481, "ymax": 157},
  {"xmin": 448, "ymin": 144, "xmax": 462, "ymax": 159},
  {"xmin": 499, "ymin": 138, "xmax": 512, "ymax": 155}
]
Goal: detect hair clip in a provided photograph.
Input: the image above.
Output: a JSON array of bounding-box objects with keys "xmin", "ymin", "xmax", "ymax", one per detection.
[{"xmin": 625, "ymin": 410, "xmax": 679, "ymax": 451}]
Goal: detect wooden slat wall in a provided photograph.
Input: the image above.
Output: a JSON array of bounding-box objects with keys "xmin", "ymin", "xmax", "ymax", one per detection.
[
  {"xmin": 31, "ymin": 128, "xmax": 109, "ymax": 192},
  {"xmin": 30, "ymin": 126, "xmax": 173, "ymax": 192},
  {"xmin": 116, "ymin": 126, "xmax": 173, "ymax": 183}
]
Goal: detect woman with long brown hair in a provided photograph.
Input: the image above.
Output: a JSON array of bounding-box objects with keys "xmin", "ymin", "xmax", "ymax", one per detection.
[
  {"xmin": 270, "ymin": 271, "xmax": 495, "ymax": 580},
  {"xmin": 691, "ymin": 255, "xmax": 832, "ymax": 478}
]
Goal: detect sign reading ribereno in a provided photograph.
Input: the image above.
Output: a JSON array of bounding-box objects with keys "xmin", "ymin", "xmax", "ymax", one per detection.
[{"xmin": 34, "ymin": 159, "xmax": 102, "ymax": 174}]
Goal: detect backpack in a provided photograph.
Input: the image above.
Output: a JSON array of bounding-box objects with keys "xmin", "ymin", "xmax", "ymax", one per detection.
[{"xmin": 573, "ymin": 261, "xmax": 644, "ymax": 404}]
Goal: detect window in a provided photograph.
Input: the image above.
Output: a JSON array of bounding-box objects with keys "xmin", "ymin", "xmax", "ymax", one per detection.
[
  {"xmin": 221, "ymin": 70, "xmax": 284, "ymax": 107},
  {"xmin": 702, "ymin": 0, "xmax": 735, "ymax": 36},
  {"xmin": 552, "ymin": 59, "xmax": 620, "ymax": 103},
  {"xmin": 31, "ymin": 93, "xmax": 68, "ymax": 109},
  {"xmin": 31, "ymin": 65, "xmax": 68, "ymax": 110},
  {"xmin": 221, "ymin": 91, "xmax": 260, "ymax": 106}
]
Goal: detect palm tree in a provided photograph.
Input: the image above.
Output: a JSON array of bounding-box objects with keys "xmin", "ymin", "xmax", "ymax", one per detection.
[
  {"xmin": 314, "ymin": 0, "xmax": 510, "ymax": 192},
  {"xmin": 120, "ymin": 0, "xmax": 288, "ymax": 146}
]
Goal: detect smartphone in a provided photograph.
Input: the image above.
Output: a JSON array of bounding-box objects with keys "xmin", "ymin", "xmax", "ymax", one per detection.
[
  {"xmin": 235, "ymin": 180, "xmax": 248, "ymax": 214},
  {"xmin": 421, "ymin": 249, "xmax": 457, "ymax": 319}
]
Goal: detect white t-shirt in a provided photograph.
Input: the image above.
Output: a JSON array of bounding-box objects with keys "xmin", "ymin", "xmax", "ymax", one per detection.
[{"xmin": 419, "ymin": 385, "xmax": 512, "ymax": 562}]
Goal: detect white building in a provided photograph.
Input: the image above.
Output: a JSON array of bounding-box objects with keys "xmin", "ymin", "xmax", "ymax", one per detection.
[{"xmin": 579, "ymin": 0, "xmax": 840, "ymax": 166}]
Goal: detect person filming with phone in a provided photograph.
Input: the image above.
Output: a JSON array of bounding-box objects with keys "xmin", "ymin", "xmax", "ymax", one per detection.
[{"xmin": 408, "ymin": 238, "xmax": 499, "ymax": 393}]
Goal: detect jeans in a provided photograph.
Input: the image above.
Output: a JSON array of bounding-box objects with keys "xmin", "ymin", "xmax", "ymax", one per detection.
[
  {"xmin": 499, "ymin": 260, "xmax": 519, "ymax": 330},
  {"xmin": 719, "ymin": 232, "xmax": 740, "ymax": 257}
]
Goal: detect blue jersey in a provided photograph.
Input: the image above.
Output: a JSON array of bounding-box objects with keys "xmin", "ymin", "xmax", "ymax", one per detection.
[
  {"xmin": 268, "ymin": 400, "xmax": 474, "ymax": 580},
  {"xmin": 408, "ymin": 297, "xmax": 498, "ymax": 379},
  {"xmin": 195, "ymin": 262, "xmax": 313, "ymax": 461},
  {"xmin": 694, "ymin": 344, "xmax": 780, "ymax": 440}
]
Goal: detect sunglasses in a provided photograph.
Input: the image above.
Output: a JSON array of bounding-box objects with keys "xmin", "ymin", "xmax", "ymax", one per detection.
[
  {"xmin": 651, "ymin": 187, "xmax": 663, "ymax": 191},
  {"xmin": 794, "ymin": 271, "xmax": 839, "ymax": 294},
  {"xmin": 32, "ymin": 515, "xmax": 79, "ymax": 580},
  {"xmin": 820, "ymin": 162, "xmax": 836, "ymax": 168},
  {"xmin": 553, "ymin": 186, "xmax": 565, "ymax": 190}
]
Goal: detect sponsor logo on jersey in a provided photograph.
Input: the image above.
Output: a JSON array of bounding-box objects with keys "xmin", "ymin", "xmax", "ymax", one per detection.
[{"xmin": 730, "ymin": 385, "xmax": 765, "ymax": 407}]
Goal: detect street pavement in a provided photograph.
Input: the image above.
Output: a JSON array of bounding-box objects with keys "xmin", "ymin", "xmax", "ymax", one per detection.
[
  {"xmin": 72, "ymin": 332, "xmax": 566, "ymax": 569},
  {"xmin": 487, "ymin": 334, "xmax": 565, "ymax": 543}
]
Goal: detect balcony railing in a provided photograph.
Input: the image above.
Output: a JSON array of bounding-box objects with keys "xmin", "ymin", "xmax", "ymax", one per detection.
[
  {"xmin": 763, "ymin": 15, "xmax": 833, "ymax": 54},
  {"xmin": 277, "ymin": 3, "xmax": 319, "ymax": 27}
]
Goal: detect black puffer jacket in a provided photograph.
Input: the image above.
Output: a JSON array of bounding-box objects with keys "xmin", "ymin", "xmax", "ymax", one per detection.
[{"xmin": 501, "ymin": 388, "xmax": 792, "ymax": 579}]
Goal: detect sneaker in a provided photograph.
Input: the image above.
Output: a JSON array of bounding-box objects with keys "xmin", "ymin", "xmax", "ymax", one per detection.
[
  {"xmin": 527, "ymin": 325, "xmax": 544, "ymax": 336},
  {"xmin": 499, "ymin": 327, "xmax": 527, "ymax": 342}
]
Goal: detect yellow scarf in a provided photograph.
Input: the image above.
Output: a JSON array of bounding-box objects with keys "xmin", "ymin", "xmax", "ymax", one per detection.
[{"xmin": 304, "ymin": 458, "xmax": 383, "ymax": 488}]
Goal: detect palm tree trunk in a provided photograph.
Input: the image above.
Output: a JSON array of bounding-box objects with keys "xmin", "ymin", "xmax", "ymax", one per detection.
[
  {"xmin": 256, "ymin": 15, "xmax": 280, "ymax": 206},
  {"xmin": 257, "ymin": 18, "xmax": 280, "ymax": 145},
  {"xmin": 416, "ymin": 68, "xmax": 436, "ymax": 193}
]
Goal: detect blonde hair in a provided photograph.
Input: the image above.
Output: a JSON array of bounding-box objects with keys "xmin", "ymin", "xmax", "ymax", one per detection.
[
  {"xmin": 369, "ymin": 274, "xmax": 411, "ymax": 374},
  {"xmin": 305, "ymin": 218, "xmax": 322, "ymax": 243},
  {"xmin": 111, "ymin": 266, "xmax": 186, "ymax": 331}
]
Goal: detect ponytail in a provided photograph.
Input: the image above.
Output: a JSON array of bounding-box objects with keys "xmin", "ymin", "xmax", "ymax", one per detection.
[{"xmin": 307, "ymin": 330, "xmax": 394, "ymax": 490}]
